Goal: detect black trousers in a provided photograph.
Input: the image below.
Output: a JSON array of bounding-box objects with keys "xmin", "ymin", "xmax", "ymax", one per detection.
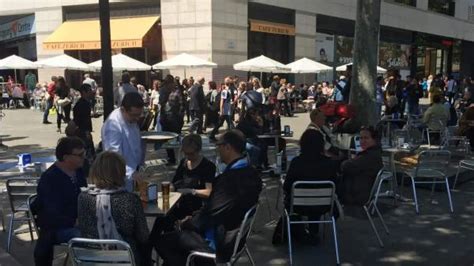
[
  {"xmin": 154, "ymin": 229, "xmax": 213, "ymax": 266},
  {"xmin": 189, "ymin": 110, "xmax": 204, "ymax": 133},
  {"xmin": 210, "ymin": 115, "xmax": 233, "ymax": 137},
  {"xmin": 161, "ymin": 114, "xmax": 183, "ymax": 163}
]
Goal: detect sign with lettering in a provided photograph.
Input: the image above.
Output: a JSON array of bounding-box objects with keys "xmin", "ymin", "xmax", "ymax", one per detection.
[
  {"xmin": 0, "ymin": 15, "xmax": 36, "ymax": 42},
  {"xmin": 249, "ymin": 20, "xmax": 295, "ymax": 36},
  {"xmin": 43, "ymin": 39, "xmax": 142, "ymax": 50}
]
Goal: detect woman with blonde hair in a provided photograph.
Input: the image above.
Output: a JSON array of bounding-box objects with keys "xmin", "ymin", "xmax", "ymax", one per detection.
[{"xmin": 77, "ymin": 151, "xmax": 152, "ymax": 266}]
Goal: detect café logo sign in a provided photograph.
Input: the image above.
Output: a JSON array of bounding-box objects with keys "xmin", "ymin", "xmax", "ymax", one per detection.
[
  {"xmin": 250, "ymin": 20, "xmax": 295, "ymax": 36},
  {"xmin": 44, "ymin": 39, "xmax": 142, "ymax": 50},
  {"xmin": 0, "ymin": 15, "xmax": 35, "ymax": 42}
]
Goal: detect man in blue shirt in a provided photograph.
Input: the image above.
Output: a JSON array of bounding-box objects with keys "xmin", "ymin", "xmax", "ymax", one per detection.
[{"xmin": 33, "ymin": 137, "xmax": 87, "ymax": 266}]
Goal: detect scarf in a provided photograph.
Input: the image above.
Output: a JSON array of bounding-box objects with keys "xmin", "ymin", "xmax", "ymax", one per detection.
[{"xmin": 87, "ymin": 187, "xmax": 126, "ymax": 240}]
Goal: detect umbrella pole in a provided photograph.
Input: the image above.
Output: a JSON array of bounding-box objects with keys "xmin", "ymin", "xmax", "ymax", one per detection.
[
  {"xmin": 184, "ymin": 68, "xmax": 187, "ymax": 79},
  {"xmin": 260, "ymin": 72, "xmax": 262, "ymax": 82},
  {"xmin": 14, "ymin": 69, "xmax": 17, "ymax": 84}
]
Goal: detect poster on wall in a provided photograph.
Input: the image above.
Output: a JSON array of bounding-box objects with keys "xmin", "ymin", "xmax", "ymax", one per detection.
[
  {"xmin": 336, "ymin": 36, "xmax": 354, "ymax": 64},
  {"xmin": 315, "ymin": 33, "xmax": 334, "ymax": 64},
  {"xmin": 378, "ymin": 43, "xmax": 411, "ymax": 70}
]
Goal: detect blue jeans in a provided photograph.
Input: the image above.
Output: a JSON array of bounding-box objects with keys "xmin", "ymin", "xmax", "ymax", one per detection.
[
  {"xmin": 43, "ymin": 100, "xmax": 52, "ymax": 122},
  {"xmin": 34, "ymin": 227, "xmax": 80, "ymax": 266}
]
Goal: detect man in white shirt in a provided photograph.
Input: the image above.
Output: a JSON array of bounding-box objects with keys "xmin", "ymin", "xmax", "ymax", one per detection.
[
  {"xmin": 102, "ymin": 92, "xmax": 145, "ymax": 191},
  {"xmin": 209, "ymin": 82, "xmax": 233, "ymax": 141}
]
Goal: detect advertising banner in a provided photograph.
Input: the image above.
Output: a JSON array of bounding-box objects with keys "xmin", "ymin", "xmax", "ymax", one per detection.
[{"xmin": 0, "ymin": 15, "xmax": 36, "ymax": 42}]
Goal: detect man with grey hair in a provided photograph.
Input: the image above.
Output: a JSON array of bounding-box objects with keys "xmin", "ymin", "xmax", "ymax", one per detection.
[{"xmin": 188, "ymin": 77, "xmax": 206, "ymax": 134}]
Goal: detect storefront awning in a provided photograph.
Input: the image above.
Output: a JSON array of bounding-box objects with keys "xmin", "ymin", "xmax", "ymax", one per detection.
[{"xmin": 43, "ymin": 16, "xmax": 159, "ymax": 50}]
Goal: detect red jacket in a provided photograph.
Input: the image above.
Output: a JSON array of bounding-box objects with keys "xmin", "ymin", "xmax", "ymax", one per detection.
[{"xmin": 47, "ymin": 83, "xmax": 56, "ymax": 101}]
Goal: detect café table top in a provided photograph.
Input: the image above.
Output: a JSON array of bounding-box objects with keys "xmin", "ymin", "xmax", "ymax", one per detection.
[
  {"xmin": 141, "ymin": 131, "xmax": 179, "ymax": 142},
  {"xmin": 142, "ymin": 192, "xmax": 181, "ymax": 217}
]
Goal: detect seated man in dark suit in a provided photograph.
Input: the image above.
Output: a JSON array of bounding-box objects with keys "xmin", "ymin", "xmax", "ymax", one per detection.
[
  {"xmin": 33, "ymin": 137, "xmax": 87, "ymax": 266},
  {"xmin": 153, "ymin": 130, "xmax": 262, "ymax": 266}
]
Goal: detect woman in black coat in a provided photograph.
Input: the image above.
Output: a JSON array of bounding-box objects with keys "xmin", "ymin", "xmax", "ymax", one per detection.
[
  {"xmin": 283, "ymin": 129, "xmax": 339, "ymax": 241},
  {"xmin": 341, "ymin": 126, "xmax": 383, "ymax": 205}
]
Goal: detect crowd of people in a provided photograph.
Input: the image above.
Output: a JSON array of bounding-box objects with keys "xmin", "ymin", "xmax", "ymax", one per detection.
[{"xmin": 6, "ymin": 65, "xmax": 474, "ymax": 265}]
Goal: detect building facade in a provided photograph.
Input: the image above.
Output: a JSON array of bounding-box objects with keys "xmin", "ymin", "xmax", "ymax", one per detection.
[{"xmin": 1, "ymin": 0, "xmax": 473, "ymax": 86}]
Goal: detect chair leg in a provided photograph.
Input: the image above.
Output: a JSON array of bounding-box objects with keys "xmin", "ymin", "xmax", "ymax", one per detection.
[
  {"xmin": 7, "ymin": 214, "xmax": 14, "ymax": 252},
  {"xmin": 427, "ymin": 130, "xmax": 431, "ymax": 147},
  {"xmin": 27, "ymin": 213, "xmax": 34, "ymax": 241},
  {"xmin": 245, "ymin": 246, "xmax": 256, "ymax": 266},
  {"xmin": 410, "ymin": 177, "xmax": 420, "ymax": 214},
  {"xmin": 263, "ymin": 188, "xmax": 272, "ymax": 220},
  {"xmin": 331, "ymin": 217, "xmax": 340, "ymax": 265},
  {"xmin": 445, "ymin": 178, "xmax": 454, "ymax": 213},
  {"xmin": 373, "ymin": 205, "xmax": 390, "ymax": 234},
  {"xmin": 62, "ymin": 252, "xmax": 69, "ymax": 266},
  {"xmin": 285, "ymin": 214, "xmax": 293, "ymax": 266},
  {"xmin": 453, "ymin": 165, "xmax": 461, "ymax": 189},
  {"xmin": 0, "ymin": 210, "xmax": 4, "ymax": 232},
  {"xmin": 364, "ymin": 206, "xmax": 384, "ymax": 248}
]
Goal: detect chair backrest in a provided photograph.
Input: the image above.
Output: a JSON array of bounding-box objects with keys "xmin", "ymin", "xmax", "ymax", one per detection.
[
  {"xmin": 68, "ymin": 238, "xmax": 135, "ymax": 266},
  {"xmin": 415, "ymin": 150, "xmax": 451, "ymax": 176},
  {"xmin": 289, "ymin": 181, "xmax": 336, "ymax": 215},
  {"xmin": 231, "ymin": 204, "xmax": 259, "ymax": 260},
  {"xmin": 6, "ymin": 177, "xmax": 39, "ymax": 213},
  {"xmin": 27, "ymin": 193, "xmax": 40, "ymax": 234},
  {"xmin": 366, "ymin": 169, "xmax": 391, "ymax": 206}
]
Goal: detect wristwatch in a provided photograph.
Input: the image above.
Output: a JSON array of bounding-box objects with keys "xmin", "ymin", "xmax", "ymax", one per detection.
[{"xmin": 191, "ymin": 189, "xmax": 197, "ymax": 196}]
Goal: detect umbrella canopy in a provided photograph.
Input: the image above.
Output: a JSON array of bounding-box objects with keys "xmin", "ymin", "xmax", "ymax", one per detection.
[
  {"xmin": 336, "ymin": 63, "xmax": 387, "ymax": 74},
  {"xmin": 233, "ymin": 55, "xmax": 290, "ymax": 73},
  {"xmin": 89, "ymin": 53, "xmax": 151, "ymax": 71},
  {"xmin": 152, "ymin": 53, "xmax": 217, "ymax": 69},
  {"xmin": 0, "ymin": 55, "xmax": 38, "ymax": 70},
  {"xmin": 35, "ymin": 54, "xmax": 91, "ymax": 71},
  {"xmin": 286, "ymin": 57, "xmax": 332, "ymax": 73}
]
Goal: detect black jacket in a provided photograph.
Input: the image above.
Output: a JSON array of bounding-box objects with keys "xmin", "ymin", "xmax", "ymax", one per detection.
[
  {"xmin": 284, "ymin": 154, "xmax": 338, "ymax": 209},
  {"xmin": 188, "ymin": 83, "xmax": 205, "ymax": 111},
  {"xmin": 341, "ymin": 146, "xmax": 383, "ymax": 205},
  {"xmin": 185, "ymin": 158, "xmax": 262, "ymax": 263}
]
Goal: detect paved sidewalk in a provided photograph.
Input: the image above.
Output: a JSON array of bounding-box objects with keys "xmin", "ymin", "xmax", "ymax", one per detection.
[{"xmin": 1, "ymin": 108, "xmax": 474, "ymax": 265}]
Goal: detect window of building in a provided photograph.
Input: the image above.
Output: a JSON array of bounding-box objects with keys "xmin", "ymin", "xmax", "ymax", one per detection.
[
  {"xmin": 391, "ymin": 0, "xmax": 416, "ymax": 6},
  {"xmin": 469, "ymin": 5, "xmax": 474, "ymax": 22},
  {"xmin": 428, "ymin": 0, "xmax": 455, "ymax": 16}
]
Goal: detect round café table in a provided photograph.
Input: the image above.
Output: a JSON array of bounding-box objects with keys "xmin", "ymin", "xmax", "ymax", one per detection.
[{"xmin": 141, "ymin": 131, "xmax": 179, "ymax": 143}]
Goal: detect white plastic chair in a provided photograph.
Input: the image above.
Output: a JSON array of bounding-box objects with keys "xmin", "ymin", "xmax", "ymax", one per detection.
[
  {"xmin": 185, "ymin": 204, "xmax": 259, "ymax": 266},
  {"xmin": 404, "ymin": 150, "xmax": 453, "ymax": 214},
  {"xmin": 284, "ymin": 181, "xmax": 339, "ymax": 265},
  {"xmin": 68, "ymin": 238, "xmax": 135, "ymax": 266}
]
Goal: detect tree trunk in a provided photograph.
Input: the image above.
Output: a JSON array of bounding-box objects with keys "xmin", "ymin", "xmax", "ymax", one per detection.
[{"xmin": 349, "ymin": 0, "xmax": 381, "ymax": 127}]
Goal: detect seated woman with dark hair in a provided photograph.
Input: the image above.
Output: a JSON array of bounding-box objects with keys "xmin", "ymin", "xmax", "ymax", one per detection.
[
  {"xmin": 282, "ymin": 129, "xmax": 339, "ymax": 242},
  {"xmin": 78, "ymin": 151, "xmax": 152, "ymax": 266},
  {"xmin": 341, "ymin": 126, "xmax": 383, "ymax": 206}
]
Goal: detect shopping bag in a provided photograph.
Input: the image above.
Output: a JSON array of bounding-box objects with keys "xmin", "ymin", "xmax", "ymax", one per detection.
[{"xmin": 49, "ymin": 106, "xmax": 57, "ymax": 115}]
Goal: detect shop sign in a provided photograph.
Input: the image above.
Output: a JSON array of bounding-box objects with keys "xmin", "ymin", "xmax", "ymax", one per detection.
[
  {"xmin": 43, "ymin": 39, "xmax": 142, "ymax": 50},
  {"xmin": 0, "ymin": 15, "xmax": 36, "ymax": 42},
  {"xmin": 249, "ymin": 20, "xmax": 295, "ymax": 36}
]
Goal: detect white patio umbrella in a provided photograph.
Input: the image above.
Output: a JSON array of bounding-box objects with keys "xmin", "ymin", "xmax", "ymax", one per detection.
[
  {"xmin": 0, "ymin": 55, "xmax": 38, "ymax": 83},
  {"xmin": 336, "ymin": 63, "xmax": 387, "ymax": 74},
  {"xmin": 35, "ymin": 54, "xmax": 91, "ymax": 71},
  {"xmin": 286, "ymin": 57, "xmax": 332, "ymax": 74},
  {"xmin": 285, "ymin": 57, "xmax": 332, "ymax": 84},
  {"xmin": 233, "ymin": 55, "xmax": 290, "ymax": 73},
  {"xmin": 152, "ymin": 53, "xmax": 217, "ymax": 78},
  {"xmin": 89, "ymin": 53, "xmax": 151, "ymax": 71}
]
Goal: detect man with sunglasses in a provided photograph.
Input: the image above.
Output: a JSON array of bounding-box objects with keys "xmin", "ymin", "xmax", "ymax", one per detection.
[
  {"xmin": 33, "ymin": 137, "xmax": 87, "ymax": 265},
  {"xmin": 102, "ymin": 92, "xmax": 145, "ymax": 191}
]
